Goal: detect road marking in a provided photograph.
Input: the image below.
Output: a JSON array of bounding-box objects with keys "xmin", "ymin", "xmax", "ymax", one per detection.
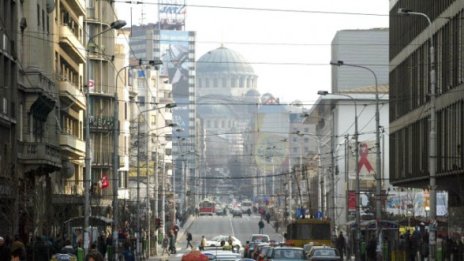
[{"xmin": 228, "ymin": 215, "xmax": 235, "ymax": 236}]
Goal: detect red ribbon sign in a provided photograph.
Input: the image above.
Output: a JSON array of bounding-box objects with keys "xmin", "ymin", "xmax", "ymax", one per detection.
[{"xmin": 358, "ymin": 143, "xmax": 374, "ymax": 175}]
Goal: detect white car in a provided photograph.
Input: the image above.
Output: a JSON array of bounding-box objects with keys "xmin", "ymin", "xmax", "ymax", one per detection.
[{"xmin": 205, "ymin": 235, "xmax": 242, "ymax": 249}]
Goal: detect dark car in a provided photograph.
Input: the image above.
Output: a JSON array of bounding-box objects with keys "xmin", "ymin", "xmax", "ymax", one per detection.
[{"xmin": 307, "ymin": 247, "xmax": 341, "ymax": 261}]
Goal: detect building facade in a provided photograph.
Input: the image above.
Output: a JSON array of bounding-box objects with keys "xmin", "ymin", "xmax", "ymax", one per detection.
[
  {"xmin": 389, "ymin": 0, "xmax": 464, "ymax": 231},
  {"xmin": 85, "ymin": 0, "xmax": 122, "ymax": 218},
  {"xmin": 0, "ymin": 0, "xmax": 19, "ymax": 237}
]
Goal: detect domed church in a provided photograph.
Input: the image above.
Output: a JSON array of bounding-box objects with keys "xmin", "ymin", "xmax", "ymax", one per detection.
[{"xmin": 196, "ymin": 46, "xmax": 260, "ymax": 195}]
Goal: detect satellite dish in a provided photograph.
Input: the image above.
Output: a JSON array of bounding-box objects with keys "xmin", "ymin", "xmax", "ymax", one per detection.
[
  {"xmin": 46, "ymin": 0, "xmax": 55, "ymax": 13},
  {"xmin": 61, "ymin": 161, "xmax": 75, "ymax": 179}
]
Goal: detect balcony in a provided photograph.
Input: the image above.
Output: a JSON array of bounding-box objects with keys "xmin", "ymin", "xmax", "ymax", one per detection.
[
  {"xmin": 58, "ymin": 80, "xmax": 86, "ymax": 110},
  {"xmin": 59, "ymin": 25, "xmax": 86, "ymax": 63},
  {"xmin": 18, "ymin": 142, "xmax": 62, "ymax": 173},
  {"xmin": 67, "ymin": 0, "xmax": 86, "ymax": 17},
  {"xmin": 59, "ymin": 133, "xmax": 85, "ymax": 158}
]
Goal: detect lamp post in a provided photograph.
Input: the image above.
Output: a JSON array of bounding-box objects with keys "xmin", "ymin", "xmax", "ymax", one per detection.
[
  {"xmin": 331, "ymin": 60, "xmax": 382, "ymax": 252},
  {"xmin": 114, "ymin": 59, "xmax": 160, "ymax": 258},
  {"xmin": 397, "ymin": 8, "xmax": 437, "ymax": 260},
  {"xmin": 85, "ymin": 19, "xmax": 126, "ymax": 255},
  {"xmin": 145, "ymin": 124, "xmax": 177, "ymax": 257},
  {"xmin": 318, "ymin": 90, "xmax": 360, "ymax": 261},
  {"xmin": 135, "ymin": 103, "xmax": 176, "ymax": 259}
]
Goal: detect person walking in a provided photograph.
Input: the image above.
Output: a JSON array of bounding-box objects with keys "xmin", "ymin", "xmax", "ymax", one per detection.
[
  {"xmin": 200, "ymin": 236, "xmax": 206, "ymax": 251},
  {"xmin": 336, "ymin": 231, "xmax": 346, "ymax": 261},
  {"xmin": 258, "ymin": 219, "xmax": 265, "ymax": 234},
  {"xmin": 0, "ymin": 237, "xmax": 10, "ymax": 261},
  {"xmin": 169, "ymin": 232, "xmax": 177, "ymax": 254},
  {"xmin": 161, "ymin": 236, "xmax": 170, "ymax": 256},
  {"xmin": 186, "ymin": 232, "xmax": 193, "ymax": 250}
]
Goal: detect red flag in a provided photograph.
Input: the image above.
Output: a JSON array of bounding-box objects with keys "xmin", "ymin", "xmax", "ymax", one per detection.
[{"xmin": 100, "ymin": 175, "xmax": 109, "ymax": 189}]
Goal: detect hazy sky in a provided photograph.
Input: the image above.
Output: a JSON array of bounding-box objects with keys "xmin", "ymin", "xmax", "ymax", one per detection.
[{"xmin": 116, "ymin": 0, "xmax": 389, "ymax": 106}]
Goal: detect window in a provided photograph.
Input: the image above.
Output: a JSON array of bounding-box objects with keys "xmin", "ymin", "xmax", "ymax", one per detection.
[{"xmin": 138, "ymin": 96, "xmax": 145, "ymax": 106}]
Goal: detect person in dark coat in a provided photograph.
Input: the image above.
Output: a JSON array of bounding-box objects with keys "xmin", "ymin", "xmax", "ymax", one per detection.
[
  {"xmin": 366, "ymin": 236, "xmax": 377, "ymax": 261},
  {"xmin": 336, "ymin": 232, "xmax": 346, "ymax": 260},
  {"xmin": 0, "ymin": 237, "xmax": 10, "ymax": 261}
]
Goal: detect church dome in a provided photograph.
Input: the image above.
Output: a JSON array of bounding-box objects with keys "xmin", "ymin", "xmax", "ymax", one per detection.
[{"xmin": 197, "ymin": 46, "xmax": 256, "ymax": 75}]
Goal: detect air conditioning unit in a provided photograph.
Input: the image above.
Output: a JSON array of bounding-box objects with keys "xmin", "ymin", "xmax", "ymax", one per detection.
[{"xmin": 2, "ymin": 98, "xmax": 7, "ymax": 114}]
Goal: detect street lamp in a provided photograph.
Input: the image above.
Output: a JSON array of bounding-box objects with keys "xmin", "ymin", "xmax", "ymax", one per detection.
[
  {"xmin": 145, "ymin": 124, "xmax": 177, "ymax": 257},
  {"xmin": 397, "ymin": 8, "xmax": 437, "ymax": 260},
  {"xmin": 331, "ymin": 60, "xmax": 382, "ymax": 248},
  {"xmin": 114, "ymin": 59, "xmax": 162, "ymax": 257},
  {"xmin": 318, "ymin": 90, "xmax": 360, "ymax": 261},
  {"xmin": 84, "ymin": 19, "xmax": 126, "ymax": 254},
  {"xmin": 135, "ymin": 103, "xmax": 176, "ymax": 258}
]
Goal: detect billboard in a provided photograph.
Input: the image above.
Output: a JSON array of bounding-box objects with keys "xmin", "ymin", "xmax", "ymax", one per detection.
[
  {"xmin": 159, "ymin": 0, "xmax": 186, "ymax": 29},
  {"xmin": 158, "ymin": 30, "xmax": 194, "ymax": 141}
]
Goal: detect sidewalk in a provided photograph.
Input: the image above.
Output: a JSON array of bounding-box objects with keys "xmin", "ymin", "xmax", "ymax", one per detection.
[{"xmin": 148, "ymin": 215, "xmax": 197, "ymax": 261}]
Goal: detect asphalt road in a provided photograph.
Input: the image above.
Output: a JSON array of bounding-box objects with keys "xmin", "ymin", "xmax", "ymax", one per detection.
[{"xmin": 160, "ymin": 213, "xmax": 284, "ymax": 260}]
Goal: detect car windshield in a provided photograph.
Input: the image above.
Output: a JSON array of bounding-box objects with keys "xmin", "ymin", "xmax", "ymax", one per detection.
[
  {"xmin": 313, "ymin": 249, "xmax": 337, "ymax": 256},
  {"xmin": 273, "ymin": 249, "xmax": 304, "ymax": 259}
]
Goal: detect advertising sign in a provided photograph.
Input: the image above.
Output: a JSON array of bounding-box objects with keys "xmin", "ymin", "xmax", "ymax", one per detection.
[
  {"xmin": 159, "ymin": 30, "xmax": 191, "ymax": 99},
  {"xmin": 159, "ymin": 0, "xmax": 186, "ymax": 29}
]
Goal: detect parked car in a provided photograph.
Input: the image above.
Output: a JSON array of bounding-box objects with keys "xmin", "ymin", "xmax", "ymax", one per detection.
[
  {"xmin": 306, "ymin": 246, "xmax": 340, "ymax": 261},
  {"xmin": 267, "ymin": 246, "xmax": 306, "ymax": 261}
]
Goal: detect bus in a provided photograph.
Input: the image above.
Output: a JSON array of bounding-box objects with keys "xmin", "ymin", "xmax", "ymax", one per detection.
[
  {"xmin": 199, "ymin": 199, "xmax": 216, "ymax": 216},
  {"xmin": 285, "ymin": 219, "xmax": 332, "ymax": 247}
]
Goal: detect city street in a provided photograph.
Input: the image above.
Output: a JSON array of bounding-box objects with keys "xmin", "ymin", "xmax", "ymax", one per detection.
[{"xmin": 154, "ymin": 213, "xmax": 285, "ymax": 260}]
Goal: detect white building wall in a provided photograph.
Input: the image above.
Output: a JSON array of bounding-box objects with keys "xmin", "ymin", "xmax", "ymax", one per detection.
[
  {"xmin": 331, "ymin": 29, "xmax": 389, "ymax": 93},
  {"xmin": 330, "ymin": 94, "xmax": 390, "ymax": 231}
]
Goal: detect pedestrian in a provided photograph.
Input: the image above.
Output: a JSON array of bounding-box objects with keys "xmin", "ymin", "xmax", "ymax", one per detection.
[
  {"xmin": 0, "ymin": 237, "xmax": 10, "ymax": 261},
  {"xmin": 162, "ymin": 236, "xmax": 170, "ymax": 256},
  {"xmin": 274, "ymin": 220, "xmax": 280, "ymax": 233},
  {"xmin": 265, "ymin": 212, "xmax": 271, "ymax": 224},
  {"xmin": 199, "ymin": 236, "xmax": 206, "ymax": 251},
  {"xmin": 86, "ymin": 243, "xmax": 104, "ymax": 261},
  {"xmin": 122, "ymin": 241, "xmax": 135, "ymax": 261},
  {"xmin": 258, "ymin": 219, "xmax": 265, "ymax": 234},
  {"xmin": 186, "ymin": 231, "xmax": 193, "ymax": 249},
  {"xmin": 60, "ymin": 240, "xmax": 76, "ymax": 255},
  {"xmin": 11, "ymin": 235, "xmax": 26, "ymax": 261},
  {"xmin": 366, "ymin": 236, "xmax": 377, "ymax": 261},
  {"xmin": 336, "ymin": 231, "xmax": 346, "ymax": 261},
  {"xmin": 169, "ymin": 232, "xmax": 176, "ymax": 254},
  {"xmin": 97, "ymin": 233, "xmax": 106, "ymax": 259}
]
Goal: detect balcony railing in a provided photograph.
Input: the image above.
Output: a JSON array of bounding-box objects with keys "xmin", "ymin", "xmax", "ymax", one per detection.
[
  {"xmin": 58, "ymin": 80, "xmax": 86, "ymax": 110},
  {"xmin": 59, "ymin": 133, "xmax": 85, "ymax": 157},
  {"xmin": 18, "ymin": 142, "xmax": 62, "ymax": 169},
  {"xmin": 59, "ymin": 24, "xmax": 86, "ymax": 63},
  {"xmin": 67, "ymin": 0, "xmax": 86, "ymax": 16}
]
